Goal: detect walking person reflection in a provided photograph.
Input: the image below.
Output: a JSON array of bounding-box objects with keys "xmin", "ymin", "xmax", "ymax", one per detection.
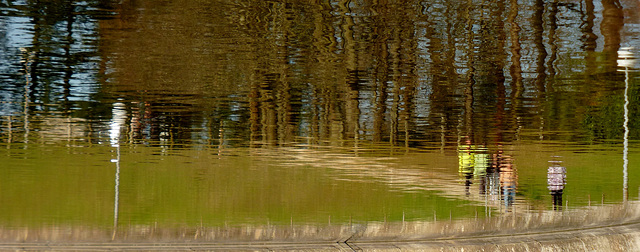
[
  {"xmin": 474, "ymin": 145, "xmax": 489, "ymax": 195},
  {"xmin": 547, "ymin": 159, "xmax": 566, "ymax": 210},
  {"xmin": 458, "ymin": 138, "xmax": 475, "ymax": 196},
  {"xmin": 494, "ymin": 147, "xmax": 517, "ymax": 211},
  {"xmin": 458, "ymin": 137, "xmax": 490, "ymax": 197}
]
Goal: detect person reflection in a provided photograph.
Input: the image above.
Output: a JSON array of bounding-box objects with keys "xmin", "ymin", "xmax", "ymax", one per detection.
[
  {"xmin": 458, "ymin": 137, "xmax": 490, "ymax": 196},
  {"xmin": 474, "ymin": 145, "xmax": 489, "ymax": 195},
  {"xmin": 547, "ymin": 159, "xmax": 566, "ymax": 210},
  {"xmin": 494, "ymin": 147, "xmax": 517, "ymax": 211},
  {"xmin": 129, "ymin": 101, "xmax": 157, "ymax": 143},
  {"xmin": 458, "ymin": 138, "xmax": 475, "ymax": 196}
]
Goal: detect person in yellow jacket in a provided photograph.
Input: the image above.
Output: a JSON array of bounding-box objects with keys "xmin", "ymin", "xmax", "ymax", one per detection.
[{"xmin": 458, "ymin": 138, "xmax": 489, "ymax": 196}]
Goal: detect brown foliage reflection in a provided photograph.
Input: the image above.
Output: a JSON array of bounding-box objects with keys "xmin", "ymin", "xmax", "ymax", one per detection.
[{"xmin": 91, "ymin": 0, "xmax": 632, "ymax": 148}]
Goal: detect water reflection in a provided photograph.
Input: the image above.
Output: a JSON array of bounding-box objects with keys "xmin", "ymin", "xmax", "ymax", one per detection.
[
  {"xmin": 109, "ymin": 101, "xmax": 126, "ymax": 239},
  {"xmin": 547, "ymin": 158, "xmax": 566, "ymax": 210},
  {"xmin": 618, "ymin": 46, "xmax": 635, "ymax": 202},
  {"xmin": 457, "ymin": 138, "xmax": 489, "ymax": 196},
  {"xmin": 0, "ymin": 0, "xmax": 640, "ymax": 241},
  {"xmin": 2, "ymin": 0, "xmax": 639, "ymax": 147}
]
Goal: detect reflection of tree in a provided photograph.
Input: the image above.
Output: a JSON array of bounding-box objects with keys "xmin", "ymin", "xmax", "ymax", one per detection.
[
  {"xmin": 601, "ymin": 0, "xmax": 624, "ymax": 72},
  {"xmin": 471, "ymin": 0, "xmax": 508, "ymax": 144},
  {"xmin": 240, "ymin": 1, "xmax": 424, "ymax": 147},
  {"xmin": 579, "ymin": 1, "xmax": 632, "ymax": 141},
  {"xmin": 22, "ymin": 0, "xmax": 108, "ymax": 106},
  {"xmin": 4, "ymin": 0, "xmax": 636, "ymax": 148},
  {"xmin": 371, "ymin": 2, "xmax": 419, "ymax": 146},
  {"xmin": 582, "ymin": 0, "xmax": 597, "ymax": 74},
  {"xmin": 531, "ymin": 0, "xmax": 547, "ymax": 139},
  {"xmin": 0, "ymin": 0, "xmax": 121, "ymax": 143},
  {"xmin": 583, "ymin": 83, "xmax": 639, "ymax": 140},
  {"xmin": 424, "ymin": 2, "xmax": 459, "ymax": 147}
]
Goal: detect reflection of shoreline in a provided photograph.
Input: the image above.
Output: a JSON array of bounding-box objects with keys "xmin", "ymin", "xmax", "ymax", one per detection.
[{"xmin": 1, "ymin": 202, "xmax": 640, "ymax": 251}]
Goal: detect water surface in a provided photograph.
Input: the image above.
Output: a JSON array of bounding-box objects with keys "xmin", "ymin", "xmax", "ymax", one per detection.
[{"xmin": 1, "ymin": 0, "xmax": 640, "ymax": 242}]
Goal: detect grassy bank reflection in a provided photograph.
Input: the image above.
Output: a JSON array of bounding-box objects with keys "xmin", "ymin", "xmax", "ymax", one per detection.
[{"xmin": 1, "ymin": 140, "xmax": 639, "ymax": 230}]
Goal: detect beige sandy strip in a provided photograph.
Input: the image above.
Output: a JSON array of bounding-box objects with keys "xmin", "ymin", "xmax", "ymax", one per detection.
[
  {"xmin": 1, "ymin": 220, "xmax": 639, "ymax": 251},
  {"xmin": 2, "ymin": 203, "xmax": 640, "ymax": 251}
]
